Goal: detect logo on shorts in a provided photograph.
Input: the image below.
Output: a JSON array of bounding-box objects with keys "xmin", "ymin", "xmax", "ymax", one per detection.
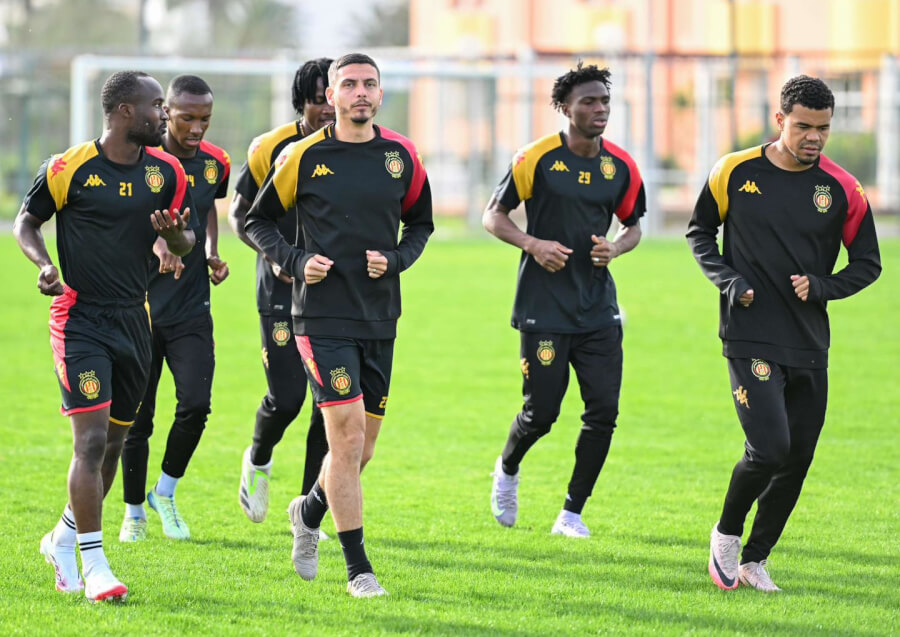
[
  {"xmin": 261, "ymin": 347, "xmax": 269, "ymax": 369},
  {"xmin": 204, "ymin": 159, "xmax": 219, "ymax": 184},
  {"xmin": 751, "ymin": 358, "xmax": 771, "ymax": 381},
  {"xmin": 520, "ymin": 357, "xmax": 530, "ymax": 380},
  {"xmin": 733, "ymin": 385, "xmax": 749, "ymax": 409},
  {"xmin": 78, "ymin": 370, "xmax": 101, "ymax": 400},
  {"xmin": 385, "ymin": 151, "xmax": 404, "ymax": 179},
  {"xmin": 272, "ymin": 321, "xmax": 291, "ymax": 347},
  {"xmin": 536, "ymin": 340, "xmax": 555, "ymax": 366},
  {"xmin": 145, "ymin": 166, "xmax": 164, "ymax": 193},
  {"xmin": 330, "ymin": 367, "xmax": 352, "ymax": 395},
  {"xmin": 813, "ymin": 185, "xmax": 832, "ymax": 213},
  {"xmin": 600, "ymin": 156, "xmax": 616, "ymax": 180}
]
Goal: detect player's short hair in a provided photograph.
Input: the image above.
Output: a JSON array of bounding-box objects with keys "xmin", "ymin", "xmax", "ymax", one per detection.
[
  {"xmin": 291, "ymin": 57, "xmax": 333, "ymax": 113},
  {"xmin": 328, "ymin": 53, "xmax": 380, "ymax": 87},
  {"xmin": 101, "ymin": 70, "xmax": 152, "ymax": 115},
  {"xmin": 168, "ymin": 74, "xmax": 213, "ymax": 99},
  {"xmin": 780, "ymin": 75, "xmax": 835, "ymax": 114},
  {"xmin": 551, "ymin": 61, "xmax": 612, "ymax": 112}
]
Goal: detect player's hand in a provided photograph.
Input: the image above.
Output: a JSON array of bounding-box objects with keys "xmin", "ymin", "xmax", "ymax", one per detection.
[
  {"xmin": 154, "ymin": 238, "xmax": 184, "ymax": 279},
  {"xmin": 590, "ymin": 234, "xmax": 619, "ymax": 267},
  {"xmin": 304, "ymin": 254, "xmax": 333, "ymax": 284},
  {"xmin": 790, "ymin": 275, "xmax": 810, "ymax": 302},
  {"xmin": 366, "ymin": 250, "xmax": 388, "ymax": 279},
  {"xmin": 151, "ymin": 207, "xmax": 191, "ymax": 241},
  {"xmin": 207, "ymin": 255, "xmax": 229, "ymax": 285},
  {"xmin": 739, "ymin": 288, "xmax": 755, "ymax": 307},
  {"xmin": 526, "ymin": 238, "xmax": 573, "ymax": 273},
  {"xmin": 37, "ymin": 264, "xmax": 64, "ymax": 296},
  {"xmin": 270, "ymin": 262, "xmax": 294, "ymax": 284}
]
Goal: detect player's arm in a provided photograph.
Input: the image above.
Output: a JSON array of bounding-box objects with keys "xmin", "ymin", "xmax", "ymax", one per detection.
[
  {"xmin": 245, "ymin": 150, "xmax": 315, "ymax": 282},
  {"xmin": 228, "ymin": 191, "xmax": 259, "ymax": 250},
  {"xmin": 13, "ymin": 205, "xmax": 63, "ymax": 296},
  {"xmin": 483, "ymin": 195, "xmax": 573, "ymax": 273},
  {"xmin": 205, "ymin": 203, "xmax": 229, "ymax": 285},
  {"xmin": 591, "ymin": 222, "xmax": 642, "ymax": 267},
  {"xmin": 686, "ymin": 181, "xmax": 754, "ymax": 307},
  {"xmin": 374, "ymin": 176, "xmax": 435, "ymax": 279}
]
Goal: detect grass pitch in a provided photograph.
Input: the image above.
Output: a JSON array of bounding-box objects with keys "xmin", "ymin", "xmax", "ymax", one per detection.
[{"xmin": 0, "ymin": 233, "xmax": 896, "ymax": 636}]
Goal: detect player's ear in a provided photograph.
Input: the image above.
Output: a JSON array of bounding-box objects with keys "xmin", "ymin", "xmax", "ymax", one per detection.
[
  {"xmin": 325, "ymin": 86, "xmax": 335, "ymax": 106},
  {"xmin": 775, "ymin": 111, "xmax": 785, "ymax": 131},
  {"xmin": 118, "ymin": 102, "xmax": 134, "ymax": 119},
  {"xmin": 378, "ymin": 88, "xmax": 384, "ymax": 106}
]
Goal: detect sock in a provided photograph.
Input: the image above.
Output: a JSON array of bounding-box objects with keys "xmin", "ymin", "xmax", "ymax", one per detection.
[
  {"xmin": 155, "ymin": 471, "xmax": 179, "ymax": 498},
  {"xmin": 300, "ymin": 481, "xmax": 329, "ymax": 528},
  {"xmin": 563, "ymin": 493, "xmax": 587, "ymax": 515},
  {"xmin": 52, "ymin": 504, "xmax": 77, "ymax": 547},
  {"xmin": 559, "ymin": 509, "xmax": 582, "ymax": 522},
  {"xmin": 126, "ymin": 503, "xmax": 146, "ymax": 520},
  {"xmin": 77, "ymin": 531, "xmax": 108, "ymax": 577},
  {"xmin": 338, "ymin": 527, "xmax": 373, "ymax": 581},
  {"xmin": 254, "ymin": 458, "xmax": 273, "ymax": 474}
]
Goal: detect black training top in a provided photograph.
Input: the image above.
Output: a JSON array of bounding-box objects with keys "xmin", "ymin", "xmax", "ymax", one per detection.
[
  {"xmin": 147, "ymin": 140, "xmax": 230, "ymax": 327},
  {"xmin": 24, "ymin": 140, "xmax": 193, "ymax": 302},
  {"xmin": 244, "ymin": 124, "xmax": 434, "ymax": 339},
  {"xmin": 235, "ymin": 121, "xmax": 306, "ymax": 316},
  {"xmin": 495, "ymin": 132, "xmax": 646, "ymax": 333},
  {"xmin": 687, "ymin": 144, "xmax": 881, "ymax": 368}
]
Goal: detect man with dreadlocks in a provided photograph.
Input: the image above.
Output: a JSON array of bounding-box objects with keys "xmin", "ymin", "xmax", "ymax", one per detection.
[
  {"xmin": 485, "ymin": 62, "xmax": 646, "ymax": 538},
  {"xmin": 688, "ymin": 75, "xmax": 880, "ymax": 593},
  {"xmin": 230, "ymin": 58, "xmax": 334, "ymax": 525}
]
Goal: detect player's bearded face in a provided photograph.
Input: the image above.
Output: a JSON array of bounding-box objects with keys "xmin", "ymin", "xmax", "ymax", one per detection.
[
  {"xmin": 779, "ymin": 105, "xmax": 832, "ymax": 165},
  {"xmin": 331, "ymin": 64, "xmax": 383, "ymax": 125},
  {"xmin": 128, "ymin": 78, "xmax": 168, "ymax": 146}
]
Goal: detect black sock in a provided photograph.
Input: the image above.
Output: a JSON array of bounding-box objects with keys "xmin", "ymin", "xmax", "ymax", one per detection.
[
  {"xmin": 300, "ymin": 482, "xmax": 329, "ymax": 528},
  {"xmin": 563, "ymin": 493, "xmax": 586, "ymax": 515},
  {"xmin": 338, "ymin": 527, "xmax": 373, "ymax": 581}
]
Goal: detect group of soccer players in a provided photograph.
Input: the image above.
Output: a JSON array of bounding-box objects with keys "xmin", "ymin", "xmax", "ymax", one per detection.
[{"xmin": 15, "ymin": 52, "xmax": 880, "ymax": 603}]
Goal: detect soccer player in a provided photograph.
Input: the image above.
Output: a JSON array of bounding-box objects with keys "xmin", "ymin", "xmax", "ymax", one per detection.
[
  {"xmin": 687, "ymin": 76, "xmax": 881, "ymax": 592},
  {"xmin": 229, "ymin": 58, "xmax": 333, "ymax": 524},
  {"xmin": 14, "ymin": 71, "xmax": 195, "ymax": 602},
  {"xmin": 119, "ymin": 75, "xmax": 231, "ymax": 543},
  {"xmin": 485, "ymin": 62, "xmax": 645, "ymax": 538},
  {"xmin": 244, "ymin": 53, "xmax": 433, "ymax": 597}
]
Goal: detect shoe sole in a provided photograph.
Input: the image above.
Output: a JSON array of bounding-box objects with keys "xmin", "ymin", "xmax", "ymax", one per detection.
[
  {"xmin": 551, "ymin": 528, "xmax": 590, "ymax": 538},
  {"xmin": 738, "ymin": 573, "xmax": 781, "ymax": 593},
  {"xmin": 40, "ymin": 535, "xmax": 83, "ymax": 594},
  {"xmin": 87, "ymin": 584, "xmax": 128, "ymax": 603}
]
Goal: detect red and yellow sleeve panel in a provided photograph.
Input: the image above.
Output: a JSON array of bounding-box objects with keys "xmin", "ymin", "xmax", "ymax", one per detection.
[
  {"xmin": 248, "ymin": 121, "xmax": 298, "ymax": 188},
  {"xmin": 146, "ymin": 146, "xmax": 188, "ymax": 216},
  {"xmin": 603, "ymin": 139, "xmax": 644, "ymax": 222},
  {"xmin": 818, "ymin": 154, "xmax": 870, "ymax": 247},
  {"xmin": 200, "ymin": 140, "xmax": 231, "ymax": 182},
  {"xmin": 46, "ymin": 142, "xmax": 99, "ymax": 211},
  {"xmin": 271, "ymin": 128, "xmax": 326, "ymax": 212},
  {"xmin": 511, "ymin": 133, "xmax": 563, "ymax": 202},
  {"xmin": 707, "ymin": 146, "xmax": 762, "ymax": 222},
  {"xmin": 380, "ymin": 127, "xmax": 427, "ymax": 215}
]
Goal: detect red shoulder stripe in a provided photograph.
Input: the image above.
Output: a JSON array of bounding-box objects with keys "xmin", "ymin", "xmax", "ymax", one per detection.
[
  {"xmin": 818, "ymin": 154, "xmax": 868, "ymax": 247},
  {"xmin": 379, "ymin": 126, "xmax": 427, "ymax": 215},
  {"xmin": 145, "ymin": 146, "xmax": 187, "ymax": 218},
  {"xmin": 603, "ymin": 139, "xmax": 643, "ymax": 222},
  {"xmin": 199, "ymin": 140, "xmax": 231, "ymax": 181}
]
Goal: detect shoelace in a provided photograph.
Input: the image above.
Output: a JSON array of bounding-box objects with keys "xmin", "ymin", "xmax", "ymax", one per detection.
[
  {"xmin": 295, "ymin": 525, "xmax": 319, "ymax": 557},
  {"xmin": 751, "ymin": 560, "xmax": 776, "ymax": 586},
  {"xmin": 160, "ymin": 498, "xmax": 185, "ymax": 529},
  {"xmin": 492, "ymin": 472, "xmax": 518, "ymax": 509},
  {"xmin": 352, "ymin": 574, "xmax": 383, "ymax": 594}
]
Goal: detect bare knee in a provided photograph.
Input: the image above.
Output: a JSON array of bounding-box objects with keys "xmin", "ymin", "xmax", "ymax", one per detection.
[{"xmin": 73, "ymin": 428, "xmax": 107, "ymax": 471}]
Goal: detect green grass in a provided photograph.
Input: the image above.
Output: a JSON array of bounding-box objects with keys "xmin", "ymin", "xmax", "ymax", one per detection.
[{"xmin": 0, "ymin": 233, "xmax": 897, "ymax": 636}]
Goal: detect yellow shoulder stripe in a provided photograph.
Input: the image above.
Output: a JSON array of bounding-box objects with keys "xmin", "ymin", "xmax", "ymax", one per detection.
[
  {"xmin": 271, "ymin": 128, "xmax": 327, "ymax": 212},
  {"xmin": 708, "ymin": 145, "xmax": 762, "ymax": 222},
  {"xmin": 512, "ymin": 133, "xmax": 563, "ymax": 202},
  {"xmin": 248, "ymin": 121, "xmax": 301, "ymax": 188},
  {"xmin": 47, "ymin": 142, "xmax": 99, "ymax": 211}
]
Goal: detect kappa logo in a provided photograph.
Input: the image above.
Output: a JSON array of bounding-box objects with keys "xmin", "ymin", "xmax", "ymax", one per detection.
[
  {"xmin": 733, "ymin": 385, "xmax": 750, "ymax": 409},
  {"xmin": 520, "ymin": 357, "xmax": 530, "ymax": 380},
  {"xmin": 261, "ymin": 347, "xmax": 269, "ymax": 369},
  {"xmin": 549, "ymin": 160, "xmax": 569, "ymax": 172},
  {"xmin": 83, "ymin": 174, "xmax": 106, "ymax": 187},
  {"xmin": 738, "ymin": 180, "xmax": 762, "ymax": 195},
  {"xmin": 49, "ymin": 156, "xmax": 67, "ymax": 179},
  {"xmin": 854, "ymin": 180, "xmax": 867, "ymax": 201},
  {"xmin": 311, "ymin": 163, "xmax": 334, "ymax": 178}
]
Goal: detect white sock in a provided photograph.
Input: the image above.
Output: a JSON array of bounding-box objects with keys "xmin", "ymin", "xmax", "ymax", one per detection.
[
  {"xmin": 77, "ymin": 531, "xmax": 108, "ymax": 578},
  {"xmin": 560, "ymin": 510, "xmax": 582, "ymax": 522},
  {"xmin": 52, "ymin": 504, "xmax": 77, "ymax": 547},
  {"xmin": 155, "ymin": 471, "xmax": 179, "ymax": 498},
  {"xmin": 254, "ymin": 458, "xmax": 273, "ymax": 474},
  {"xmin": 125, "ymin": 503, "xmax": 146, "ymax": 520}
]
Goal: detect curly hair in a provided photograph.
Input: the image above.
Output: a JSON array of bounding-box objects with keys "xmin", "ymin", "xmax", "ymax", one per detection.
[
  {"xmin": 291, "ymin": 57, "xmax": 333, "ymax": 114},
  {"xmin": 551, "ymin": 61, "xmax": 612, "ymax": 112},
  {"xmin": 101, "ymin": 70, "xmax": 151, "ymax": 115},
  {"xmin": 780, "ymin": 75, "xmax": 834, "ymax": 114}
]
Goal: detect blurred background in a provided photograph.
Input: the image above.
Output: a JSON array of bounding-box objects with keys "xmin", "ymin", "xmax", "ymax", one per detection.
[{"xmin": 1, "ymin": 0, "xmax": 898, "ymax": 234}]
